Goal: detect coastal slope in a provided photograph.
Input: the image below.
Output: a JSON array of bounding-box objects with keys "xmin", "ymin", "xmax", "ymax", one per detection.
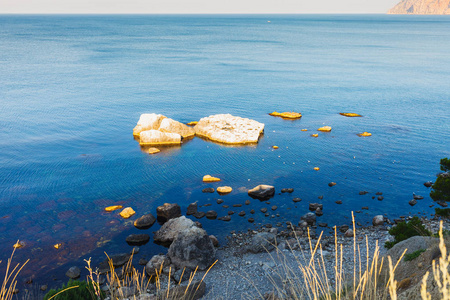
[{"xmin": 388, "ymin": 0, "xmax": 450, "ymax": 14}]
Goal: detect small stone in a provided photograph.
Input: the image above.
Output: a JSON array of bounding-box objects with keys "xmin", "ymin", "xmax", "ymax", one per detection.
[
  {"xmin": 376, "ymin": 192, "xmax": 383, "ymax": 195},
  {"xmin": 314, "ymin": 167, "xmax": 320, "ymax": 171},
  {"xmin": 248, "ymin": 185, "xmax": 275, "ymax": 200},
  {"xmin": 359, "ymin": 191, "xmax": 369, "ymax": 195},
  {"xmin": 328, "ymin": 182, "xmax": 336, "ymax": 187},
  {"xmin": 357, "ymin": 132, "xmax": 372, "ymax": 137},
  {"xmin": 311, "ymin": 134, "xmax": 318, "ymax": 137},
  {"xmin": 245, "ymin": 200, "xmax": 251, "ymax": 205},
  {"xmin": 233, "ymin": 204, "xmax": 242, "ymax": 207},
  {"xmin": 293, "ymin": 198, "xmax": 302, "ymax": 203},
  {"xmin": 377, "ymin": 196, "xmax": 384, "ymax": 201},
  {"xmin": 438, "ymin": 201, "xmax": 448, "ymax": 207},
  {"xmin": 238, "ymin": 211, "xmax": 246, "ymax": 217},
  {"xmin": 318, "ymin": 223, "xmax": 328, "ymax": 227},
  {"xmin": 222, "ymin": 205, "xmax": 229, "ymax": 208},
  {"xmin": 147, "ymin": 147, "xmax": 160, "ymax": 154},
  {"xmin": 281, "ymin": 188, "xmax": 294, "ymax": 193},
  {"xmin": 409, "ymin": 199, "xmax": 417, "ymax": 206},
  {"xmin": 217, "ymin": 186, "xmax": 232, "ymax": 195},
  {"xmin": 248, "ymin": 218, "xmax": 255, "ymax": 223},
  {"xmin": 372, "ymin": 215, "xmax": 384, "ymax": 226},
  {"xmin": 271, "ymin": 206, "xmax": 277, "ymax": 211},
  {"xmin": 228, "ymin": 211, "xmax": 235, "ymax": 215},
  {"xmin": 261, "ymin": 208, "xmax": 268, "ymax": 213},
  {"xmin": 186, "ymin": 203, "xmax": 198, "ymax": 216},
  {"xmin": 209, "ymin": 235, "xmax": 219, "ymax": 247},
  {"xmin": 66, "ymin": 266, "xmax": 81, "ymax": 279},
  {"xmin": 104, "ymin": 205, "xmax": 123, "ymax": 212},
  {"xmin": 265, "ymin": 213, "xmax": 270, "ymax": 217},
  {"xmin": 156, "ymin": 203, "xmax": 181, "ymax": 223},
  {"xmin": 345, "ymin": 229, "xmax": 354, "ymax": 237},
  {"xmin": 134, "ymin": 213, "xmax": 157, "ymax": 229},
  {"xmin": 301, "ymin": 212, "xmax": 316, "ymax": 225},
  {"xmin": 424, "ymin": 181, "xmax": 433, "ymax": 188},
  {"xmin": 318, "ymin": 195, "xmax": 323, "ymax": 200},
  {"xmin": 250, "ymin": 209, "xmax": 255, "ymax": 214},
  {"xmin": 202, "ymin": 188, "xmax": 215, "ymax": 193},
  {"xmin": 272, "ymin": 145, "xmax": 279, "ymax": 149},
  {"xmin": 126, "ymin": 234, "xmax": 150, "ymax": 246},
  {"xmin": 119, "ymin": 207, "xmax": 136, "ymax": 219},
  {"xmin": 139, "ymin": 258, "xmax": 148, "ymax": 265},
  {"xmin": 413, "ymin": 194, "xmax": 424, "ymax": 200},
  {"xmin": 216, "ymin": 199, "xmax": 224, "ymax": 204},
  {"xmin": 193, "ymin": 212, "xmax": 206, "ymax": 219},
  {"xmin": 309, "ymin": 203, "xmax": 323, "ymax": 211},
  {"xmin": 315, "ymin": 208, "xmax": 323, "ymax": 216},
  {"xmin": 206, "ymin": 210, "xmax": 218, "ymax": 219},
  {"xmin": 362, "ymin": 206, "xmax": 369, "ymax": 210},
  {"xmin": 335, "ymin": 200, "xmax": 342, "ymax": 204},
  {"xmin": 218, "ymin": 216, "xmax": 231, "ymax": 221},
  {"xmin": 318, "ymin": 126, "xmax": 332, "ymax": 132},
  {"xmin": 203, "ymin": 175, "xmax": 221, "ymax": 182},
  {"xmin": 40, "ymin": 285, "xmax": 48, "ymax": 291}
]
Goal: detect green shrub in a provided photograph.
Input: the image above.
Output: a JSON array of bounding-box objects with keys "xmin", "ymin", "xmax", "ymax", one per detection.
[
  {"xmin": 430, "ymin": 158, "xmax": 450, "ymax": 202},
  {"xmin": 43, "ymin": 279, "xmax": 101, "ymax": 300},
  {"xmin": 404, "ymin": 249, "xmax": 426, "ymax": 261},
  {"xmin": 385, "ymin": 216, "xmax": 431, "ymax": 249},
  {"xmin": 435, "ymin": 208, "xmax": 450, "ymax": 217}
]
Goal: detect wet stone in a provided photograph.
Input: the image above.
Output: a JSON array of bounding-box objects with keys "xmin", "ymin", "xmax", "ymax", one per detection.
[
  {"xmin": 186, "ymin": 203, "xmax": 198, "ymax": 216},
  {"xmin": 228, "ymin": 211, "xmax": 235, "ymax": 215},
  {"xmin": 318, "ymin": 195, "xmax": 324, "ymax": 200},
  {"xmin": 233, "ymin": 204, "xmax": 242, "ymax": 207},
  {"xmin": 281, "ymin": 188, "xmax": 294, "ymax": 193},
  {"xmin": 293, "ymin": 198, "xmax": 302, "ymax": 203},
  {"xmin": 216, "ymin": 199, "xmax": 224, "ymax": 204},
  {"xmin": 261, "ymin": 208, "xmax": 268, "ymax": 213},
  {"xmin": 362, "ymin": 206, "xmax": 369, "ymax": 210},
  {"xmin": 222, "ymin": 205, "xmax": 229, "ymax": 208},
  {"xmin": 126, "ymin": 234, "xmax": 150, "ymax": 246},
  {"xmin": 202, "ymin": 188, "xmax": 215, "ymax": 193},
  {"xmin": 250, "ymin": 209, "xmax": 255, "ymax": 214},
  {"xmin": 438, "ymin": 202, "xmax": 448, "ymax": 207},
  {"xmin": 377, "ymin": 196, "xmax": 384, "ymax": 201},
  {"xmin": 248, "ymin": 218, "xmax": 255, "ymax": 223},
  {"xmin": 335, "ymin": 200, "xmax": 342, "ymax": 204},
  {"xmin": 424, "ymin": 181, "xmax": 433, "ymax": 188},
  {"xmin": 206, "ymin": 210, "xmax": 218, "ymax": 219},
  {"xmin": 245, "ymin": 200, "xmax": 251, "ymax": 205},
  {"xmin": 193, "ymin": 212, "xmax": 206, "ymax": 219},
  {"xmin": 359, "ymin": 191, "xmax": 369, "ymax": 195},
  {"xmin": 409, "ymin": 199, "xmax": 417, "ymax": 206},
  {"xmin": 309, "ymin": 203, "xmax": 323, "ymax": 211},
  {"xmin": 328, "ymin": 182, "xmax": 336, "ymax": 187},
  {"xmin": 315, "ymin": 208, "xmax": 323, "ymax": 216},
  {"xmin": 201, "ymin": 203, "xmax": 212, "ymax": 207},
  {"xmin": 376, "ymin": 192, "xmax": 383, "ymax": 195},
  {"xmin": 139, "ymin": 258, "xmax": 148, "ymax": 265},
  {"xmin": 134, "ymin": 213, "xmax": 157, "ymax": 229},
  {"xmin": 265, "ymin": 213, "xmax": 270, "ymax": 217},
  {"xmin": 318, "ymin": 223, "xmax": 328, "ymax": 227},
  {"xmin": 218, "ymin": 216, "xmax": 231, "ymax": 222},
  {"xmin": 271, "ymin": 206, "xmax": 277, "ymax": 211},
  {"xmin": 66, "ymin": 266, "xmax": 81, "ymax": 279},
  {"xmin": 238, "ymin": 211, "xmax": 246, "ymax": 217}
]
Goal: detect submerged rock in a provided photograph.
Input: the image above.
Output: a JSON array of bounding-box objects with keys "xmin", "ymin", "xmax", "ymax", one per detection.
[
  {"xmin": 125, "ymin": 234, "xmax": 150, "ymax": 246},
  {"xmin": 202, "ymin": 187, "xmax": 215, "ymax": 193},
  {"xmin": 339, "ymin": 113, "xmax": 362, "ymax": 117},
  {"xmin": 147, "ymin": 147, "xmax": 160, "ymax": 154},
  {"xmin": 248, "ymin": 185, "xmax": 275, "ymax": 200},
  {"xmin": 206, "ymin": 210, "xmax": 218, "ymax": 219},
  {"xmin": 66, "ymin": 266, "xmax": 81, "ymax": 279},
  {"xmin": 194, "ymin": 114, "xmax": 264, "ymax": 144}
]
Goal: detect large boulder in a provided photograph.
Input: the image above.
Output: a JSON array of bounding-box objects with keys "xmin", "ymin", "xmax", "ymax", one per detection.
[
  {"xmin": 153, "ymin": 216, "xmax": 196, "ymax": 246},
  {"xmin": 133, "ymin": 113, "xmax": 166, "ymax": 136},
  {"xmin": 139, "ymin": 130, "xmax": 181, "ymax": 146},
  {"xmin": 168, "ymin": 226, "xmax": 216, "ymax": 270},
  {"xmin": 156, "ymin": 203, "xmax": 182, "ymax": 223},
  {"xmin": 247, "ymin": 232, "xmax": 276, "ymax": 253},
  {"xmin": 159, "ymin": 118, "xmax": 195, "ymax": 138},
  {"xmin": 194, "ymin": 114, "xmax": 264, "ymax": 144},
  {"xmin": 248, "ymin": 185, "xmax": 275, "ymax": 200}
]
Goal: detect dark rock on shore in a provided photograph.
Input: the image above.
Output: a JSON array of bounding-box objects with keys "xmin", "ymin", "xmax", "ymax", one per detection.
[
  {"xmin": 248, "ymin": 218, "xmax": 254, "ymax": 223},
  {"xmin": 125, "ymin": 234, "xmax": 150, "ymax": 246},
  {"xmin": 247, "ymin": 232, "xmax": 276, "ymax": 253},
  {"xmin": 168, "ymin": 226, "xmax": 216, "ymax": 270},
  {"xmin": 301, "ymin": 212, "xmax": 316, "ymax": 225},
  {"xmin": 209, "ymin": 235, "xmax": 219, "ymax": 247},
  {"xmin": 154, "ymin": 216, "xmax": 195, "ymax": 246},
  {"xmin": 373, "ymin": 215, "xmax": 385, "ymax": 226},
  {"xmin": 134, "ymin": 213, "xmax": 157, "ymax": 229},
  {"xmin": 164, "ymin": 280, "xmax": 206, "ymax": 300},
  {"xmin": 248, "ymin": 185, "xmax": 275, "ymax": 200},
  {"xmin": 157, "ymin": 203, "xmax": 182, "ymax": 223},
  {"xmin": 145, "ymin": 255, "xmax": 169, "ymax": 277},
  {"xmin": 315, "ymin": 208, "xmax": 323, "ymax": 216}
]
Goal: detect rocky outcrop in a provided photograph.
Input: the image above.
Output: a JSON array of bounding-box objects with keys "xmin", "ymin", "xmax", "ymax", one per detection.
[
  {"xmin": 168, "ymin": 226, "xmax": 216, "ymax": 270},
  {"xmin": 153, "ymin": 216, "xmax": 196, "ymax": 246},
  {"xmin": 194, "ymin": 114, "xmax": 264, "ymax": 144},
  {"xmin": 248, "ymin": 185, "xmax": 275, "ymax": 200},
  {"xmin": 388, "ymin": 0, "xmax": 450, "ymax": 14},
  {"xmin": 133, "ymin": 113, "xmax": 194, "ymax": 146}
]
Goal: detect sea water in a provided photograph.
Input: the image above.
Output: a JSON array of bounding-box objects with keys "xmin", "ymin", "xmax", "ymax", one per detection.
[{"xmin": 0, "ymin": 14, "xmax": 449, "ymax": 284}]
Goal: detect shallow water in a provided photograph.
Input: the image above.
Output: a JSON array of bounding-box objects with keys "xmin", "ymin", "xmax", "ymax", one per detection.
[{"xmin": 0, "ymin": 14, "xmax": 449, "ymax": 286}]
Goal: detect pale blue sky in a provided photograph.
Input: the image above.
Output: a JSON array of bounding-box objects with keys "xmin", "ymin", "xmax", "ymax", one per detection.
[{"xmin": 1, "ymin": 0, "xmax": 400, "ymax": 14}]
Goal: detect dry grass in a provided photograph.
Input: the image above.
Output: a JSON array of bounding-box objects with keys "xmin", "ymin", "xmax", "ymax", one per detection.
[{"xmin": 1, "ymin": 242, "xmax": 29, "ymax": 300}]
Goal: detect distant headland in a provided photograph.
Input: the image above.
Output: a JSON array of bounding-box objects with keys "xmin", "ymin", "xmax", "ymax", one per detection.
[{"xmin": 388, "ymin": 0, "xmax": 450, "ymax": 14}]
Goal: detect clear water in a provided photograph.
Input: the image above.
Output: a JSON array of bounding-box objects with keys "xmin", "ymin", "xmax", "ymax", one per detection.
[{"xmin": 0, "ymin": 14, "xmax": 449, "ymax": 284}]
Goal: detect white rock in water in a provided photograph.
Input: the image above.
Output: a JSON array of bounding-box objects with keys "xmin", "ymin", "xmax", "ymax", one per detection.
[
  {"xmin": 194, "ymin": 114, "xmax": 264, "ymax": 144},
  {"xmin": 140, "ymin": 130, "xmax": 181, "ymax": 145},
  {"xmin": 133, "ymin": 113, "xmax": 166, "ymax": 136},
  {"xmin": 159, "ymin": 118, "xmax": 195, "ymax": 138}
]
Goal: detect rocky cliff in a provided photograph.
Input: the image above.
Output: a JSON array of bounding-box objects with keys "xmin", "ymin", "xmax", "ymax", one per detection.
[{"xmin": 388, "ymin": 0, "xmax": 450, "ymax": 14}]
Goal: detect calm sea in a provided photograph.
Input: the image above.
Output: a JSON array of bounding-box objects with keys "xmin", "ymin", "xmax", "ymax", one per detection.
[{"xmin": 0, "ymin": 14, "xmax": 449, "ymax": 286}]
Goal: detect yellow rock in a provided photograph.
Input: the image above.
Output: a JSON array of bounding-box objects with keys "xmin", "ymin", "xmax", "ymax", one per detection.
[
  {"xmin": 270, "ymin": 111, "xmax": 302, "ymax": 119},
  {"xmin": 203, "ymin": 175, "xmax": 221, "ymax": 182},
  {"xmin": 314, "ymin": 167, "xmax": 320, "ymax": 171},
  {"xmin": 139, "ymin": 130, "xmax": 182, "ymax": 146},
  {"xmin": 133, "ymin": 113, "xmax": 167, "ymax": 136},
  {"xmin": 272, "ymin": 146, "xmax": 279, "ymax": 149},
  {"xmin": 105, "ymin": 205, "xmax": 123, "ymax": 212},
  {"xmin": 148, "ymin": 147, "xmax": 160, "ymax": 154},
  {"xmin": 311, "ymin": 134, "xmax": 319, "ymax": 137},
  {"xmin": 217, "ymin": 186, "xmax": 232, "ymax": 195},
  {"xmin": 159, "ymin": 118, "xmax": 195, "ymax": 138},
  {"xmin": 119, "ymin": 207, "xmax": 136, "ymax": 219},
  {"xmin": 13, "ymin": 241, "xmax": 25, "ymax": 249},
  {"xmin": 317, "ymin": 126, "xmax": 332, "ymax": 132},
  {"xmin": 301, "ymin": 129, "xmax": 308, "ymax": 131},
  {"xmin": 358, "ymin": 132, "xmax": 372, "ymax": 137},
  {"xmin": 54, "ymin": 243, "xmax": 62, "ymax": 249},
  {"xmin": 339, "ymin": 113, "xmax": 362, "ymax": 117},
  {"xmin": 186, "ymin": 121, "xmax": 198, "ymax": 126}
]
